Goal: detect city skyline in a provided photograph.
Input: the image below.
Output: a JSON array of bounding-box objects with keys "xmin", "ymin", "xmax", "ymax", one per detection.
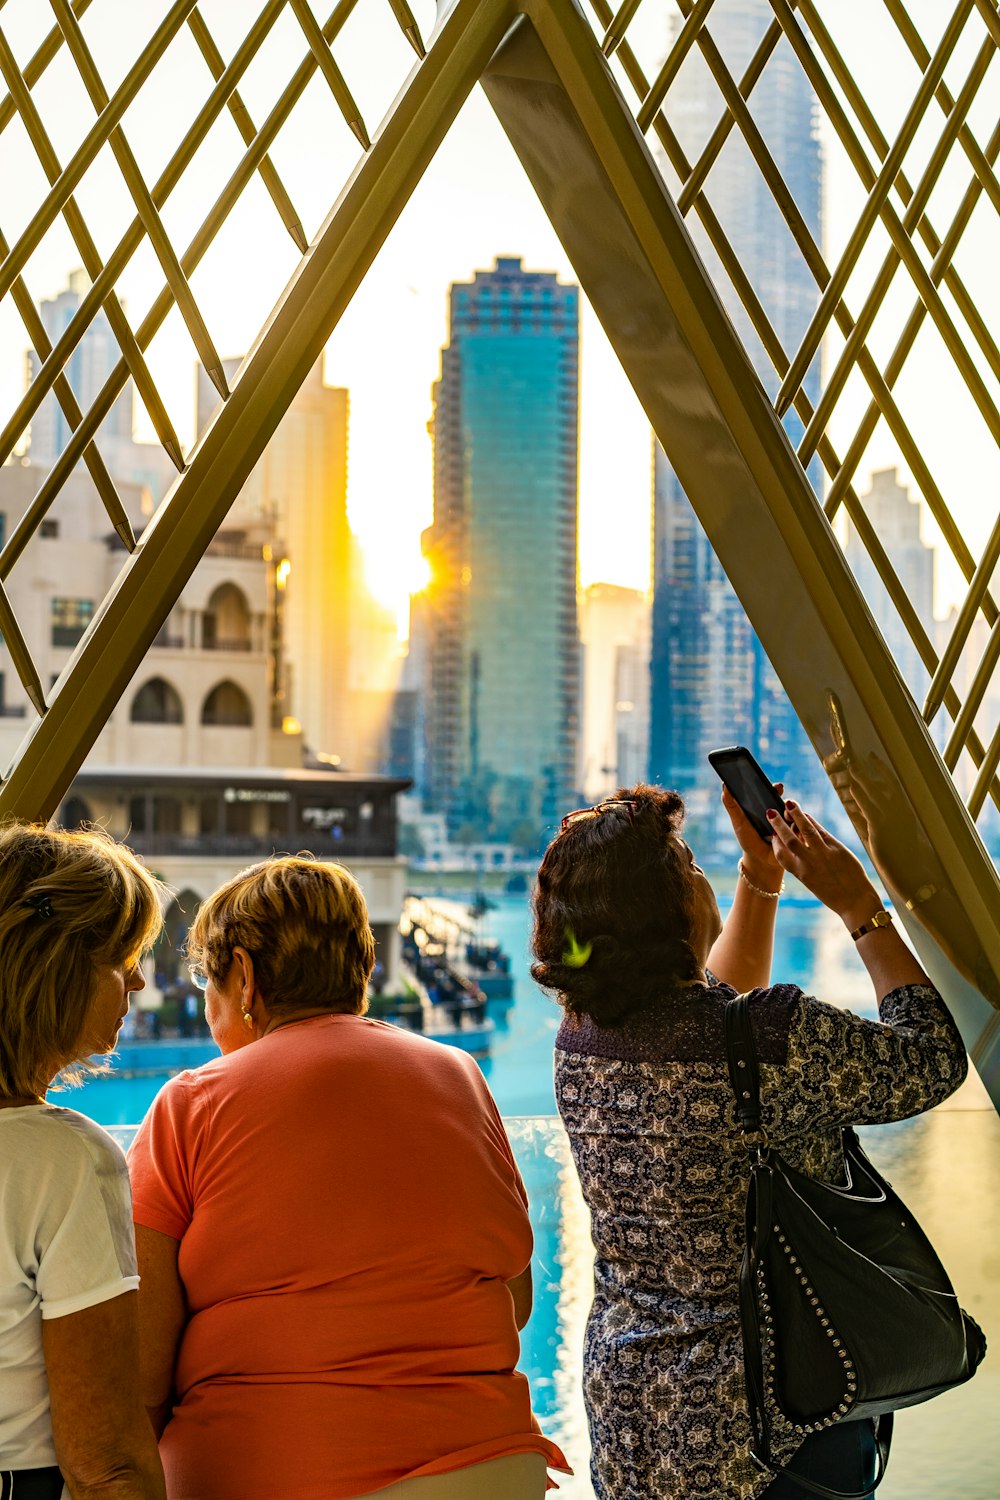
[
  {"xmin": 0, "ymin": 1, "xmax": 994, "ymax": 632},
  {"xmin": 649, "ymin": 0, "xmax": 827, "ymax": 812}
]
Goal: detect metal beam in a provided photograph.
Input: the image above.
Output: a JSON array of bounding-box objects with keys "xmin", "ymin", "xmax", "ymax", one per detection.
[
  {"xmin": 0, "ymin": 0, "xmax": 516, "ymax": 819},
  {"xmin": 483, "ymin": 0, "xmax": 1000, "ymax": 1107}
]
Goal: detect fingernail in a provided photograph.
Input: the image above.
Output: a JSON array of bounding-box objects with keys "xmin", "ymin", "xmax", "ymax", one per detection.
[
  {"xmin": 785, "ymin": 799, "xmax": 797, "ymax": 809},
  {"xmin": 766, "ymin": 809, "xmax": 777, "ymax": 819}
]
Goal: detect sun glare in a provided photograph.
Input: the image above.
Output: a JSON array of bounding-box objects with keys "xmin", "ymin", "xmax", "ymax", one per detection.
[{"xmin": 357, "ymin": 536, "xmax": 431, "ymax": 641}]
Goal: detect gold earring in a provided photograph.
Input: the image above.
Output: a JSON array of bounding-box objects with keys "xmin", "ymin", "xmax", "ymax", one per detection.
[{"xmin": 242, "ymin": 1008, "xmax": 253, "ymax": 1030}]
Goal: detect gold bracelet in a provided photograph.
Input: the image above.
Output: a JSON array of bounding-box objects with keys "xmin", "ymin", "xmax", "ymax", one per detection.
[{"xmin": 738, "ymin": 860, "xmax": 784, "ymax": 899}]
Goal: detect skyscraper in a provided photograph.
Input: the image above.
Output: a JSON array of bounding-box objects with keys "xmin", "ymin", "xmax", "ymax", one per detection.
[
  {"xmin": 844, "ymin": 469, "xmax": 935, "ymax": 702},
  {"xmin": 422, "ymin": 256, "xmax": 580, "ymax": 843},
  {"xmin": 27, "ymin": 271, "xmax": 176, "ymax": 503},
  {"xmin": 27, "ymin": 271, "xmax": 133, "ymax": 466},
  {"xmin": 649, "ymin": 1, "xmax": 824, "ymax": 813}
]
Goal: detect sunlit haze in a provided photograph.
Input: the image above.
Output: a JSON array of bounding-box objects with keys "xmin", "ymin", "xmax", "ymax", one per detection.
[{"xmin": 0, "ymin": 0, "xmax": 996, "ymax": 635}]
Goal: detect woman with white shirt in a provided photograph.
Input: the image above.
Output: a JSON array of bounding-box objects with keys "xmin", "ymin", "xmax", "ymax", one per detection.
[{"xmin": 0, "ymin": 823, "xmax": 166, "ymax": 1500}]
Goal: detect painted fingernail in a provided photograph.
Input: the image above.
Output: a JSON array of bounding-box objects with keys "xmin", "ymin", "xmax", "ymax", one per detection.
[
  {"xmin": 766, "ymin": 809, "xmax": 777, "ymax": 819},
  {"xmin": 785, "ymin": 799, "xmax": 797, "ymax": 809}
]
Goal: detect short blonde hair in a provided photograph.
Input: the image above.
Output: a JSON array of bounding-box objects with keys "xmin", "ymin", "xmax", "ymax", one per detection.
[
  {"xmin": 188, "ymin": 855, "xmax": 375, "ymax": 1016},
  {"xmin": 0, "ymin": 823, "xmax": 165, "ymax": 1099}
]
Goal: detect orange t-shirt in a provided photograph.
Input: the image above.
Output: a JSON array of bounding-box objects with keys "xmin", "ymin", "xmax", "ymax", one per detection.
[{"xmin": 128, "ymin": 1014, "xmax": 568, "ymax": 1500}]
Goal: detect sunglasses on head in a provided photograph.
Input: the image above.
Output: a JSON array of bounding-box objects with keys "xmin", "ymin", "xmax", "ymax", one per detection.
[{"xmin": 561, "ymin": 798, "xmax": 639, "ymax": 831}]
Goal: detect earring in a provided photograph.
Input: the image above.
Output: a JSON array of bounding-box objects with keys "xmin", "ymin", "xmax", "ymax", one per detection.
[{"xmin": 242, "ymin": 1007, "xmax": 253, "ymax": 1031}]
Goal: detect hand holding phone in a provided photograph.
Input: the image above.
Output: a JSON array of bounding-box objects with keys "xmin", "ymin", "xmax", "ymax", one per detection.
[{"xmin": 707, "ymin": 746, "xmax": 787, "ymax": 844}]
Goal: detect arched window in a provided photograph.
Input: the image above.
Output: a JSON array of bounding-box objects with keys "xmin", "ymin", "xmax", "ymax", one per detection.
[
  {"xmin": 203, "ymin": 583, "xmax": 251, "ymax": 650},
  {"xmin": 157, "ymin": 889, "xmax": 204, "ymax": 986},
  {"xmin": 201, "ymin": 680, "xmax": 253, "ymax": 727},
  {"xmin": 61, "ymin": 795, "xmax": 92, "ymax": 829},
  {"xmin": 152, "ymin": 795, "xmax": 182, "ymax": 834},
  {"xmin": 131, "ymin": 677, "xmax": 183, "ymax": 724}
]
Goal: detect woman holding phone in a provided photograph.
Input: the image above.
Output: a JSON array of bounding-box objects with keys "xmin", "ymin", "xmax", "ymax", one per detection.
[{"xmin": 531, "ymin": 781, "xmax": 967, "ymax": 1500}]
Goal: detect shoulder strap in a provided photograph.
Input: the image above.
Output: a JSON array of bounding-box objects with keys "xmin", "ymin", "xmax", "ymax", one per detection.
[
  {"xmin": 724, "ymin": 993, "xmax": 762, "ymax": 1135},
  {"xmin": 724, "ymin": 999, "xmax": 895, "ymax": 1497}
]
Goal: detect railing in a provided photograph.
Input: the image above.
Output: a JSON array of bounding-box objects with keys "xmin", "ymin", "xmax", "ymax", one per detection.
[
  {"xmin": 99, "ymin": 1109, "xmax": 998, "ymax": 1500},
  {"xmin": 123, "ymin": 830, "xmax": 399, "ymax": 860},
  {"xmin": 205, "ymin": 540, "xmax": 269, "ymax": 562}
]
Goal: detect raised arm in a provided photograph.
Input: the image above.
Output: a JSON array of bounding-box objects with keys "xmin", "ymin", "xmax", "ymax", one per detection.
[
  {"xmin": 766, "ymin": 799, "xmax": 928, "ymax": 1000},
  {"xmin": 707, "ymin": 786, "xmax": 784, "ymax": 991}
]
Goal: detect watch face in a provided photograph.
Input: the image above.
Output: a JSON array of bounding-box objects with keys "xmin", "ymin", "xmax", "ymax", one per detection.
[{"xmin": 873, "ymin": 910, "xmax": 891, "ymax": 928}]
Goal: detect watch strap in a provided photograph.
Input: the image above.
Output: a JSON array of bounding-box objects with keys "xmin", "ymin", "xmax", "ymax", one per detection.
[{"xmin": 850, "ymin": 908, "xmax": 893, "ymax": 941}]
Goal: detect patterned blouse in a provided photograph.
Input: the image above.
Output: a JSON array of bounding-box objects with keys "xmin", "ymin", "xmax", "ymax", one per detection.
[{"xmin": 554, "ymin": 977, "xmax": 968, "ymax": 1500}]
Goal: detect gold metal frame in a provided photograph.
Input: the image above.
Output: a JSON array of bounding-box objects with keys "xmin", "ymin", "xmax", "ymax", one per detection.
[{"xmin": 0, "ymin": 0, "xmax": 998, "ymax": 1103}]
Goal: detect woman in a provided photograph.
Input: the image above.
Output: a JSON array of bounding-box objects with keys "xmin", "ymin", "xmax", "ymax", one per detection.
[
  {"xmin": 128, "ymin": 856, "xmax": 568, "ymax": 1500},
  {"xmin": 531, "ymin": 784, "xmax": 968, "ymax": 1500},
  {"xmin": 0, "ymin": 822, "xmax": 166, "ymax": 1500}
]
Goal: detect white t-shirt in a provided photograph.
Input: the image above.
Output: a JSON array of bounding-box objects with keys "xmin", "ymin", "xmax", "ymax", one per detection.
[{"xmin": 0, "ymin": 1105, "xmax": 139, "ymax": 1468}]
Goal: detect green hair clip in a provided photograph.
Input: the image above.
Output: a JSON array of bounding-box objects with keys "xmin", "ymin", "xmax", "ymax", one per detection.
[{"xmin": 562, "ymin": 927, "xmax": 593, "ymax": 968}]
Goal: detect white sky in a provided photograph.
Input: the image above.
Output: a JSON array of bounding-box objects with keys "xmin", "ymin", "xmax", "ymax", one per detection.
[{"xmin": 0, "ymin": 0, "xmax": 997, "ymax": 630}]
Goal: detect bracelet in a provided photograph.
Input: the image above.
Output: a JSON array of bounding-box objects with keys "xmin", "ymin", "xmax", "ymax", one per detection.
[{"xmin": 738, "ymin": 860, "xmax": 784, "ymax": 899}]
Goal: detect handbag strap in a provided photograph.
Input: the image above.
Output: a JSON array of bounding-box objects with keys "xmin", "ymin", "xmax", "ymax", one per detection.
[
  {"xmin": 724, "ymin": 992, "xmax": 762, "ymax": 1135},
  {"xmin": 724, "ymin": 995, "xmax": 894, "ymax": 1498}
]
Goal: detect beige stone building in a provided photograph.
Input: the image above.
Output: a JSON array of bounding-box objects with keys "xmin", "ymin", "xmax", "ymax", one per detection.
[{"xmin": 0, "ymin": 350, "xmax": 409, "ymax": 989}]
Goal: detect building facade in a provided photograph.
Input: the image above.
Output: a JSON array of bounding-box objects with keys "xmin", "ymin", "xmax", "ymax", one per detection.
[
  {"xmin": 649, "ymin": 0, "xmax": 824, "ymax": 819},
  {"xmin": 197, "ymin": 356, "xmax": 357, "ymax": 764},
  {"xmin": 579, "ymin": 582, "xmax": 650, "ymax": 802},
  {"xmin": 28, "ymin": 271, "xmax": 177, "ymax": 503},
  {"xmin": 0, "ymin": 459, "xmax": 293, "ymax": 772},
  {"xmin": 3, "ymin": 313, "xmax": 410, "ymax": 992},
  {"xmin": 61, "ymin": 767, "xmax": 409, "ymax": 989},
  {"xmin": 421, "ymin": 257, "xmax": 581, "ymax": 845},
  {"xmin": 844, "ymin": 468, "xmax": 935, "ymax": 704}
]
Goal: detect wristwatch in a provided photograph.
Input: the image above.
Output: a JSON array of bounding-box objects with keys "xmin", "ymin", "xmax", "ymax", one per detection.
[{"xmin": 849, "ymin": 909, "xmax": 893, "ymax": 941}]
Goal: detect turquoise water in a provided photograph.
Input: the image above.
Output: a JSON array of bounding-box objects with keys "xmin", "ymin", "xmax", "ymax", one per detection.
[{"xmin": 71, "ymin": 894, "xmax": 1000, "ymax": 1498}]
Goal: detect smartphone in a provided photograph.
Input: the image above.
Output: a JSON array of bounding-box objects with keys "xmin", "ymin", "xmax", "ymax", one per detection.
[{"xmin": 707, "ymin": 746, "xmax": 786, "ymax": 844}]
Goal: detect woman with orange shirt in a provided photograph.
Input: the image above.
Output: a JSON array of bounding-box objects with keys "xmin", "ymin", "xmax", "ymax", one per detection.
[{"xmin": 128, "ymin": 856, "xmax": 567, "ymax": 1500}]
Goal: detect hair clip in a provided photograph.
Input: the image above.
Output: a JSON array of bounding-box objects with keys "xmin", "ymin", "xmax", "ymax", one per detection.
[
  {"xmin": 562, "ymin": 927, "xmax": 593, "ymax": 968},
  {"xmin": 23, "ymin": 893, "xmax": 55, "ymax": 920}
]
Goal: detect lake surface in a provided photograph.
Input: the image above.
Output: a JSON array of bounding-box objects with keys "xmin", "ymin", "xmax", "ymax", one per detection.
[{"xmin": 70, "ymin": 893, "xmax": 1000, "ymax": 1498}]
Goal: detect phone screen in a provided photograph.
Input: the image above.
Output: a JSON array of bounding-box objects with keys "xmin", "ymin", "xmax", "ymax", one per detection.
[{"xmin": 707, "ymin": 746, "xmax": 786, "ymax": 844}]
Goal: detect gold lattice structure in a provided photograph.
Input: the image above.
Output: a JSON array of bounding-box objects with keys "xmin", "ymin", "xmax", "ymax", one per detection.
[{"xmin": 1, "ymin": 0, "xmax": 999, "ymax": 1103}]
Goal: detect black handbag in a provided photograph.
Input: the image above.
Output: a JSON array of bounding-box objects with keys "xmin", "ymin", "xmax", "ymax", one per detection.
[{"xmin": 724, "ymin": 994, "xmax": 986, "ymax": 1500}]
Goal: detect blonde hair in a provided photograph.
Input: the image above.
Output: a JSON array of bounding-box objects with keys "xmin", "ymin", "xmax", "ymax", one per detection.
[
  {"xmin": 0, "ymin": 823, "xmax": 165, "ymax": 1099},
  {"xmin": 188, "ymin": 855, "xmax": 375, "ymax": 1016}
]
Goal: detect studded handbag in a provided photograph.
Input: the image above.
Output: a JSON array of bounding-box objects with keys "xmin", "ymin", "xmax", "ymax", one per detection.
[{"xmin": 724, "ymin": 994, "xmax": 986, "ymax": 1500}]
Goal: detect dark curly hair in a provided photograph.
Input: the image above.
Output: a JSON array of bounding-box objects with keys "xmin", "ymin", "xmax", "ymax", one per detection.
[{"xmin": 530, "ymin": 784, "xmax": 701, "ymax": 1027}]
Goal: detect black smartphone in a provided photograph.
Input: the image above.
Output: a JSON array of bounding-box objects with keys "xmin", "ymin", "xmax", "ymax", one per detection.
[{"xmin": 707, "ymin": 746, "xmax": 786, "ymax": 844}]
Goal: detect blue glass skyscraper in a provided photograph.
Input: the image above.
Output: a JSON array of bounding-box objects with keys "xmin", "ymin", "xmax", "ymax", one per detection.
[
  {"xmin": 422, "ymin": 257, "xmax": 580, "ymax": 843},
  {"xmin": 649, "ymin": 0, "xmax": 824, "ymax": 812}
]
